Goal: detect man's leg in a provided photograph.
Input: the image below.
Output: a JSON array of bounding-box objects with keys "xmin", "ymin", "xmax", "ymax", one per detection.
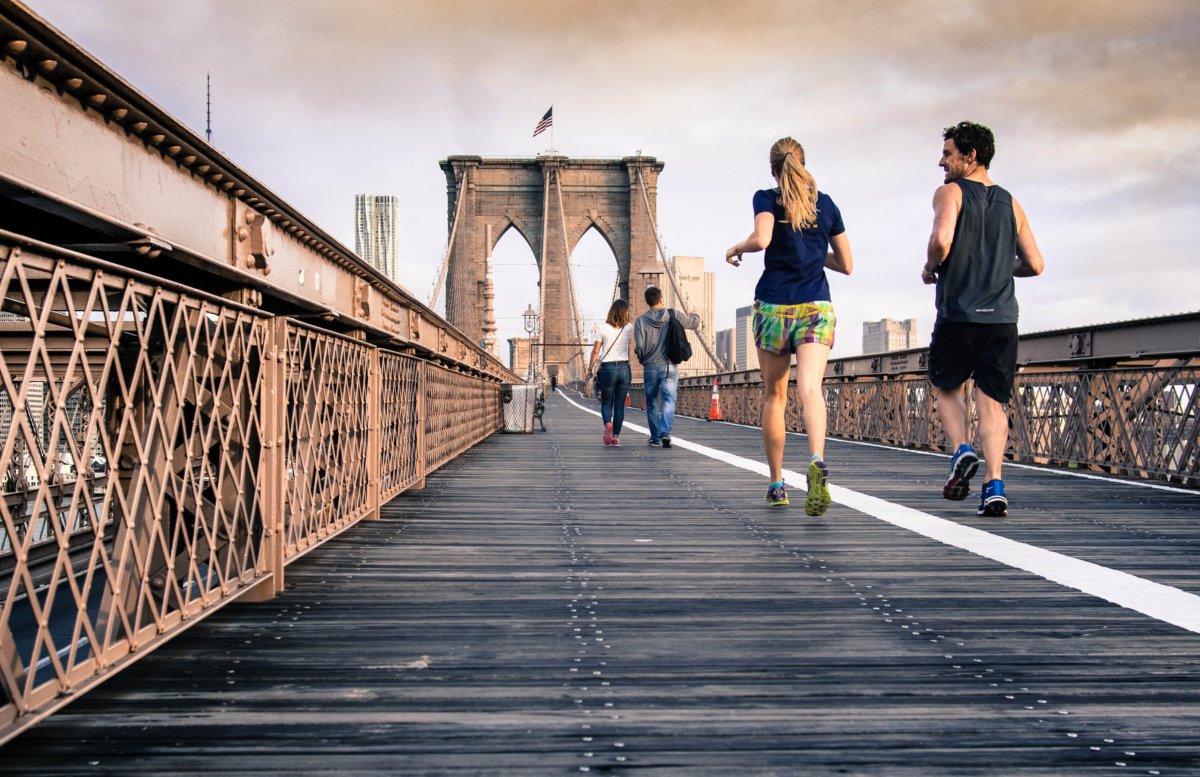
[
  {"xmin": 659, "ymin": 368, "xmax": 679, "ymax": 443},
  {"xmin": 972, "ymin": 322, "xmax": 1017, "ymax": 489},
  {"xmin": 974, "ymin": 388, "xmax": 1008, "ymax": 483},
  {"xmin": 935, "ymin": 382, "xmax": 981, "ymax": 501},
  {"xmin": 758, "ymin": 349, "xmax": 792, "ymax": 484},
  {"xmin": 644, "ymin": 367, "xmax": 663, "ymax": 443},
  {"xmin": 934, "ymin": 383, "xmax": 970, "ymax": 450},
  {"xmin": 974, "ymin": 388, "xmax": 1009, "ymax": 515}
]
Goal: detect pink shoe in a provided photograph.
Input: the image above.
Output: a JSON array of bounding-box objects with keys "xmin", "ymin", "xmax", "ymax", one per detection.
[
  {"xmin": 603, "ymin": 422, "xmax": 613, "ymax": 445},
  {"xmin": 611, "ymin": 436, "xmax": 620, "ymax": 447}
]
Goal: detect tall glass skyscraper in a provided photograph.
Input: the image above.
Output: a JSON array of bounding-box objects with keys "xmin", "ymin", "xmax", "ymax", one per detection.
[{"xmin": 354, "ymin": 194, "xmax": 398, "ymax": 281}]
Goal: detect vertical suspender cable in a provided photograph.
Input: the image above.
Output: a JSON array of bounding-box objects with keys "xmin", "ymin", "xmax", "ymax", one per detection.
[
  {"xmin": 428, "ymin": 174, "xmax": 468, "ymax": 312},
  {"xmin": 535, "ymin": 163, "xmax": 550, "ymax": 380},
  {"xmin": 635, "ymin": 169, "xmax": 726, "ymax": 371},
  {"xmin": 555, "ymin": 170, "xmax": 587, "ymax": 380}
]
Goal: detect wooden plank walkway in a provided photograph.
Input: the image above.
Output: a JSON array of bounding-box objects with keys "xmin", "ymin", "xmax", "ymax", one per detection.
[{"xmin": 4, "ymin": 391, "xmax": 1200, "ymax": 775}]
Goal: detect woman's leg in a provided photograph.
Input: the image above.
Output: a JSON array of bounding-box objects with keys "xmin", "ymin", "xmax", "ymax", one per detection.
[
  {"xmin": 794, "ymin": 342, "xmax": 832, "ymax": 459},
  {"xmin": 598, "ymin": 363, "xmax": 614, "ymax": 426},
  {"xmin": 612, "ymin": 364, "xmax": 631, "ymax": 435},
  {"xmin": 758, "ymin": 348, "xmax": 793, "ymax": 483}
]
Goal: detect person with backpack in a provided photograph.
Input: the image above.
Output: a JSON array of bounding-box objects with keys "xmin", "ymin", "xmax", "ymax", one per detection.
[
  {"xmin": 725, "ymin": 137, "xmax": 853, "ymax": 514},
  {"xmin": 633, "ymin": 285, "xmax": 700, "ymax": 448}
]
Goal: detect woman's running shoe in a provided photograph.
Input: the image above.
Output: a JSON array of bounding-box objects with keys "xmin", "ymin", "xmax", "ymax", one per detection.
[
  {"xmin": 804, "ymin": 458, "xmax": 831, "ymax": 516},
  {"xmin": 764, "ymin": 481, "xmax": 789, "ymax": 506}
]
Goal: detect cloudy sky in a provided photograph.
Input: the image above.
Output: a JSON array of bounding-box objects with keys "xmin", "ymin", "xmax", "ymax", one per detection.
[{"xmin": 20, "ymin": 0, "xmax": 1200, "ymax": 359}]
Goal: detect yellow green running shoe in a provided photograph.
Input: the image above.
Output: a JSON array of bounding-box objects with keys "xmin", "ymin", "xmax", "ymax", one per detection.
[
  {"xmin": 805, "ymin": 458, "xmax": 831, "ymax": 516},
  {"xmin": 764, "ymin": 481, "xmax": 789, "ymax": 506}
]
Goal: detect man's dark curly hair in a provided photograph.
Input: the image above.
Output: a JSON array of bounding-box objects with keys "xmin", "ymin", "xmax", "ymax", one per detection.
[{"xmin": 943, "ymin": 121, "xmax": 996, "ymax": 169}]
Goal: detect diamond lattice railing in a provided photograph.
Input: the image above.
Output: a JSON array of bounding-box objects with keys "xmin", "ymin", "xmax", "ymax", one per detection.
[
  {"xmin": 672, "ymin": 367, "xmax": 1198, "ymax": 485},
  {"xmin": 424, "ymin": 363, "xmax": 503, "ymax": 474},
  {"xmin": 1, "ymin": 241, "xmax": 509, "ymax": 742},
  {"xmin": 1, "ymin": 246, "xmax": 270, "ymax": 728},
  {"xmin": 379, "ymin": 352, "xmax": 422, "ymax": 502},
  {"xmin": 282, "ymin": 324, "xmax": 373, "ymax": 558}
]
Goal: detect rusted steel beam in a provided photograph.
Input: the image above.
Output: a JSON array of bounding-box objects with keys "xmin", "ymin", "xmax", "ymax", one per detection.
[
  {"xmin": 0, "ymin": 1, "xmax": 514, "ymax": 384},
  {"xmin": 0, "ymin": 0, "xmax": 521, "ymax": 728}
]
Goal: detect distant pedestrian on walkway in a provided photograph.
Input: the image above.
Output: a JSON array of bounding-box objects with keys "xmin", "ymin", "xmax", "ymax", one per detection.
[
  {"xmin": 586, "ymin": 299, "xmax": 633, "ymax": 446},
  {"xmin": 922, "ymin": 121, "xmax": 1044, "ymax": 516},
  {"xmin": 726, "ymin": 137, "xmax": 853, "ymax": 513},
  {"xmin": 633, "ymin": 286, "xmax": 699, "ymax": 449}
]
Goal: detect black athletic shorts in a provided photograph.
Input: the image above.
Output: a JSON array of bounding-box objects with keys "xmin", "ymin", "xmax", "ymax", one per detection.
[{"xmin": 928, "ymin": 318, "xmax": 1018, "ymax": 403}]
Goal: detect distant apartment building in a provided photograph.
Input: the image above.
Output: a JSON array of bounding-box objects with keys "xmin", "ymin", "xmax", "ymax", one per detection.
[
  {"xmin": 862, "ymin": 318, "xmax": 918, "ymax": 354},
  {"xmin": 734, "ymin": 305, "xmax": 760, "ymax": 372},
  {"xmin": 354, "ymin": 194, "xmax": 399, "ymax": 281},
  {"xmin": 648, "ymin": 256, "xmax": 719, "ymax": 377},
  {"xmin": 716, "ymin": 328, "xmax": 734, "ymax": 373}
]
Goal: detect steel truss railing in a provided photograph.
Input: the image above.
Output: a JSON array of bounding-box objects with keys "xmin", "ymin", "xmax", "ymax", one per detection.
[
  {"xmin": 656, "ymin": 367, "xmax": 1198, "ymax": 486},
  {"xmin": 0, "ymin": 245, "xmax": 504, "ymax": 743}
]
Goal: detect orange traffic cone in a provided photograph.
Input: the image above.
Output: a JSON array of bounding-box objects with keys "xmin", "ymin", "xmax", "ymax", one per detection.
[{"xmin": 707, "ymin": 378, "xmax": 722, "ymax": 422}]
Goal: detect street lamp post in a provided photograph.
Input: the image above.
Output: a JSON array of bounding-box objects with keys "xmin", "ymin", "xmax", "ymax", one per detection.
[
  {"xmin": 522, "ymin": 304, "xmax": 539, "ymax": 383},
  {"xmin": 635, "ymin": 261, "xmax": 664, "ymax": 386}
]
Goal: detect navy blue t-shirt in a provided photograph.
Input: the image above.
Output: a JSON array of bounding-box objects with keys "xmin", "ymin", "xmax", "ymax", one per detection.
[{"xmin": 751, "ymin": 188, "xmax": 845, "ymax": 304}]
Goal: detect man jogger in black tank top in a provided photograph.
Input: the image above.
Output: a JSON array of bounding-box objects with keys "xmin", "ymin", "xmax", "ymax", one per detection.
[{"xmin": 922, "ymin": 121, "xmax": 1046, "ymax": 517}]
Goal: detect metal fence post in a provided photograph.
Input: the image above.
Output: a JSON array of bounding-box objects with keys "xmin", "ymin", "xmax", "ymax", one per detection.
[
  {"xmin": 243, "ymin": 316, "xmax": 288, "ymax": 601},
  {"xmin": 414, "ymin": 360, "xmax": 427, "ymax": 490},
  {"xmin": 367, "ymin": 347, "xmax": 382, "ymax": 520}
]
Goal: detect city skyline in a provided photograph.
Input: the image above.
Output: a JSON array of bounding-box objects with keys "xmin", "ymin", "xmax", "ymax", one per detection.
[{"xmin": 20, "ymin": 0, "xmax": 1200, "ymax": 359}]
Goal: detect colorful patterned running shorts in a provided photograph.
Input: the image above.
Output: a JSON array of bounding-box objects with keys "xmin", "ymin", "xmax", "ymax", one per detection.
[{"xmin": 752, "ymin": 300, "xmax": 836, "ymax": 355}]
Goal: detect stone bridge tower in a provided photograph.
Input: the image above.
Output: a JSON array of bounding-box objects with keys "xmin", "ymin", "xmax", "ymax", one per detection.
[{"xmin": 439, "ymin": 155, "xmax": 664, "ymax": 383}]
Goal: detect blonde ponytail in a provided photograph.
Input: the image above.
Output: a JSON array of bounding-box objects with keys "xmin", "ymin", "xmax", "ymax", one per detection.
[{"xmin": 770, "ymin": 137, "xmax": 818, "ymax": 229}]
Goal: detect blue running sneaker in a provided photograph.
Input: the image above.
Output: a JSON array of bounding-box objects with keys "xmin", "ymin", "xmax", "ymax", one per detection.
[
  {"xmin": 978, "ymin": 480, "xmax": 1008, "ymax": 516},
  {"xmin": 804, "ymin": 458, "xmax": 831, "ymax": 517},
  {"xmin": 943, "ymin": 443, "xmax": 980, "ymax": 501},
  {"xmin": 765, "ymin": 481, "xmax": 789, "ymax": 506}
]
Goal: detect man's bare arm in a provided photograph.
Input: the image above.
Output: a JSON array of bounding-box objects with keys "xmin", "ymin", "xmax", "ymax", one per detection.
[
  {"xmin": 1012, "ymin": 197, "xmax": 1045, "ymax": 277},
  {"xmin": 923, "ymin": 184, "xmax": 960, "ymax": 284}
]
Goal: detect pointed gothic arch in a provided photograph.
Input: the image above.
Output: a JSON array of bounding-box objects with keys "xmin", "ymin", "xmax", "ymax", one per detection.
[{"xmin": 440, "ymin": 155, "xmax": 664, "ymax": 383}]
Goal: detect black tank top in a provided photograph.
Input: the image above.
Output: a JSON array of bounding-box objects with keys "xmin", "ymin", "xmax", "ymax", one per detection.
[{"xmin": 935, "ymin": 179, "xmax": 1019, "ymax": 324}]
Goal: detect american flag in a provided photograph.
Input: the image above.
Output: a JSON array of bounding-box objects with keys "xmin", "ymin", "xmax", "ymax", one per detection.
[{"xmin": 533, "ymin": 107, "xmax": 553, "ymax": 137}]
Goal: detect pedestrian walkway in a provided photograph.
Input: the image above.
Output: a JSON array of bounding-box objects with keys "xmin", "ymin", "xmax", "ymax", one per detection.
[{"xmin": 4, "ymin": 391, "xmax": 1199, "ymax": 775}]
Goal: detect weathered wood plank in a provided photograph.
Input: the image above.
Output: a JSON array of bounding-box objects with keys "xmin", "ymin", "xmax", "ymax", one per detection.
[{"xmin": 2, "ymin": 392, "xmax": 1198, "ymax": 774}]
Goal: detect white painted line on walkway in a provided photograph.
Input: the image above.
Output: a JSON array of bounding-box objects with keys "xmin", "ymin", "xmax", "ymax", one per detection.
[
  {"xmin": 704, "ymin": 418, "xmax": 1198, "ymax": 495},
  {"xmin": 558, "ymin": 392, "xmax": 1200, "ymax": 634},
  {"xmin": 560, "ymin": 388, "xmax": 1196, "ymax": 494}
]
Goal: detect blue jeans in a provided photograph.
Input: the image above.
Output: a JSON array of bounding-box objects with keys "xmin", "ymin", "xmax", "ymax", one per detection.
[
  {"xmin": 642, "ymin": 364, "xmax": 678, "ymax": 442},
  {"xmin": 598, "ymin": 361, "xmax": 631, "ymax": 435}
]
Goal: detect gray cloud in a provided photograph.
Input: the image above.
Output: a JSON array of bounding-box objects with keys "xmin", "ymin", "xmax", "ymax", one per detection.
[{"xmin": 18, "ymin": 0, "xmax": 1200, "ymax": 356}]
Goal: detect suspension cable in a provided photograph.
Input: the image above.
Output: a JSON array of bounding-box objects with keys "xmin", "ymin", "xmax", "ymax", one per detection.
[
  {"xmin": 554, "ymin": 169, "xmax": 588, "ymax": 380},
  {"xmin": 635, "ymin": 169, "xmax": 726, "ymax": 371},
  {"xmin": 427, "ymin": 175, "xmax": 467, "ymax": 311}
]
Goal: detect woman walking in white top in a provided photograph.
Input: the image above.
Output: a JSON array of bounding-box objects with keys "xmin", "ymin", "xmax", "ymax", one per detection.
[{"xmin": 586, "ymin": 299, "xmax": 633, "ymax": 446}]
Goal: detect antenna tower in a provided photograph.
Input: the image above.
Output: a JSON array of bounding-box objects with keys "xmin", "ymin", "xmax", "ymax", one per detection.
[{"xmin": 205, "ymin": 72, "xmax": 212, "ymax": 143}]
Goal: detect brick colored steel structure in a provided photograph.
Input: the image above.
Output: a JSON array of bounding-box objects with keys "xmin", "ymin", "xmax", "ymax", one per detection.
[
  {"xmin": 439, "ymin": 154, "xmax": 664, "ymax": 384},
  {"xmin": 0, "ymin": 1, "xmax": 511, "ymax": 742}
]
